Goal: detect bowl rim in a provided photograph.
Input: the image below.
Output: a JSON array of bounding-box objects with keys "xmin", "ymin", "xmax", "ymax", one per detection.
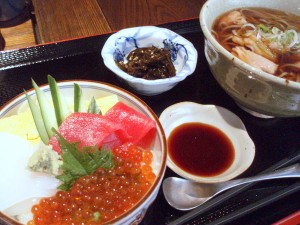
[
  {"xmin": 159, "ymin": 101, "xmax": 255, "ymax": 183},
  {"xmin": 101, "ymin": 25, "xmax": 198, "ymax": 85},
  {"xmin": 199, "ymin": 0, "xmax": 300, "ymax": 90},
  {"xmin": 0, "ymin": 79, "xmax": 167, "ymax": 224}
]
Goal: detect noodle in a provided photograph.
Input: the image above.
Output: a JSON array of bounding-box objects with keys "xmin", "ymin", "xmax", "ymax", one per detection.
[{"xmin": 212, "ymin": 7, "xmax": 300, "ymax": 82}]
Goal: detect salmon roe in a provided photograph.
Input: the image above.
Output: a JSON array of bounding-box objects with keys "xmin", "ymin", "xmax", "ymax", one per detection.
[{"xmin": 28, "ymin": 143, "xmax": 155, "ymax": 225}]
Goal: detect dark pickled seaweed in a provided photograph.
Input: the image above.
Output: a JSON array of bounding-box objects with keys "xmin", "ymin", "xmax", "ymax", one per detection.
[{"xmin": 115, "ymin": 47, "xmax": 176, "ymax": 80}]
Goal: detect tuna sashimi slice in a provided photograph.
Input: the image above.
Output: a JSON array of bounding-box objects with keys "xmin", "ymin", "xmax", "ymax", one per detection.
[
  {"xmin": 105, "ymin": 102, "xmax": 156, "ymax": 148},
  {"xmin": 49, "ymin": 112, "xmax": 130, "ymax": 154}
]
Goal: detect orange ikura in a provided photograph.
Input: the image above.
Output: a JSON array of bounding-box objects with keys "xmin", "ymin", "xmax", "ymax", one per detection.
[{"xmin": 28, "ymin": 143, "xmax": 155, "ymax": 225}]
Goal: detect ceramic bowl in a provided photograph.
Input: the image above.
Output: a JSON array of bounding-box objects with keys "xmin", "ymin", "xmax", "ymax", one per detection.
[
  {"xmin": 0, "ymin": 80, "xmax": 167, "ymax": 225},
  {"xmin": 159, "ymin": 102, "xmax": 255, "ymax": 183},
  {"xmin": 101, "ymin": 26, "xmax": 198, "ymax": 96},
  {"xmin": 200, "ymin": 0, "xmax": 300, "ymax": 118}
]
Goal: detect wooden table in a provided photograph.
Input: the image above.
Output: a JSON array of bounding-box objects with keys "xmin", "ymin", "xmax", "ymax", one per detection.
[{"xmin": 2, "ymin": 0, "xmax": 205, "ymax": 50}]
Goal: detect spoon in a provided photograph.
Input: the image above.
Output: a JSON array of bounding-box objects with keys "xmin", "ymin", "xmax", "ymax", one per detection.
[{"xmin": 163, "ymin": 163, "xmax": 300, "ymax": 211}]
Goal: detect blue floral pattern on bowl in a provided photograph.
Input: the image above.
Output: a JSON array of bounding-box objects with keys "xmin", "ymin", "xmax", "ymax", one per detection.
[
  {"xmin": 113, "ymin": 37, "xmax": 188, "ymax": 64},
  {"xmin": 101, "ymin": 26, "xmax": 198, "ymax": 96}
]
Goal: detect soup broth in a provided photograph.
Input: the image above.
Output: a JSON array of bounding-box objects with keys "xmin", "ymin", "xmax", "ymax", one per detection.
[{"xmin": 212, "ymin": 7, "xmax": 300, "ymax": 82}]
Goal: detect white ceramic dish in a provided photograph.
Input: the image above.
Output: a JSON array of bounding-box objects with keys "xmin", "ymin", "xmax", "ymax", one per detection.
[
  {"xmin": 0, "ymin": 80, "xmax": 167, "ymax": 225},
  {"xmin": 101, "ymin": 26, "xmax": 198, "ymax": 96},
  {"xmin": 159, "ymin": 102, "xmax": 255, "ymax": 183},
  {"xmin": 200, "ymin": 0, "xmax": 300, "ymax": 118}
]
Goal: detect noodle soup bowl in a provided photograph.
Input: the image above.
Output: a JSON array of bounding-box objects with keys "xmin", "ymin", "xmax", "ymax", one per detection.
[{"xmin": 200, "ymin": 0, "xmax": 300, "ymax": 118}]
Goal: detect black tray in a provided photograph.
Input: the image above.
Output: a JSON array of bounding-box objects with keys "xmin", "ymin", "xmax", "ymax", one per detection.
[{"xmin": 0, "ymin": 19, "xmax": 299, "ymax": 225}]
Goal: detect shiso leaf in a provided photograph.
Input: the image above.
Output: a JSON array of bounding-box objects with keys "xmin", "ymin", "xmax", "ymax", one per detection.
[{"xmin": 53, "ymin": 128, "xmax": 114, "ymax": 191}]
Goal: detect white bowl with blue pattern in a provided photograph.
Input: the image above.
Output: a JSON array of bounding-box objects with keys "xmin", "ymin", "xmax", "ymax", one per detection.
[{"xmin": 101, "ymin": 26, "xmax": 198, "ymax": 96}]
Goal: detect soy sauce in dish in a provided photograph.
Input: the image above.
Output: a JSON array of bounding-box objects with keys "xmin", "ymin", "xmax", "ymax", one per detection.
[{"xmin": 168, "ymin": 122, "xmax": 235, "ymax": 177}]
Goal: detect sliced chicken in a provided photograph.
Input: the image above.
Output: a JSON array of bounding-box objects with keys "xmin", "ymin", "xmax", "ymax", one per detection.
[
  {"xmin": 232, "ymin": 46, "xmax": 278, "ymax": 74},
  {"xmin": 232, "ymin": 35, "xmax": 277, "ymax": 62},
  {"xmin": 219, "ymin": 11, "xmax": 247, "ymax": 27}
]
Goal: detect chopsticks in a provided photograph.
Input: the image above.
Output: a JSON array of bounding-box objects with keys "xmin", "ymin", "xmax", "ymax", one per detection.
[
  {"xmin": 167, "ymin": 150, "xmax": 300, "ymax": 225},
  {"xmin": 205, "ymin": 181, "xmax": 300, "ymax": 225}
]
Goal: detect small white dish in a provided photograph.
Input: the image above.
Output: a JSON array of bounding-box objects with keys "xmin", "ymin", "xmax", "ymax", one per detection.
[
  {"xmin": 159, "ymin": 102, "xmax": 255, "ymax": 183},
  {"xmin": 101, "ymin": 26, "xmax": 198, "ymax": 96}
]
